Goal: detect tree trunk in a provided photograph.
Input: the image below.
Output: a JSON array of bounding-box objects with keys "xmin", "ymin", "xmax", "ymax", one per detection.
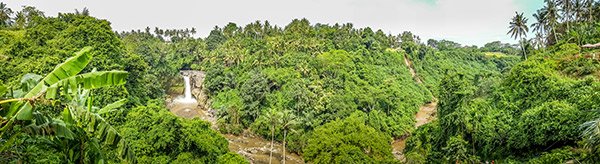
[
  {"xmin": 520, "ymin": 38, "xmax": 527, "ymax": 60},
  {"xmin": 522, "ymin": 45, "xmax": 526, "ymax": 60},
  {"xmin": 553, "ymin": 28, "xmax": 558, "ymax": 44},
  {"xmin": 566, "ymin": 12, "xmax": 570, "ymax": 31},
  {"xmin": 270, "ymin": 126, "xmax": 274, "ymax": 164},
  {"xmin": 283, "ymin": 130, "xmax": 287, "ymax": 164}
]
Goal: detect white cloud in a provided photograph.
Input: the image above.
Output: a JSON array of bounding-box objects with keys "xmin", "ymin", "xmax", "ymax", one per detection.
[{"xmin": 4, "ymin": 0, "xmax": 525, "ymax": 46}]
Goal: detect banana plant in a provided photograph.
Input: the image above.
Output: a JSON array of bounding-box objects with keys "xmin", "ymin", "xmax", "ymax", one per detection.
[
  {"xmin": 0, "ymin": 47, "xmax": 135, "ymax": 162},
  {"xmin": 56, "ymin": 87, "xmax": 132, "ymax": 163}
]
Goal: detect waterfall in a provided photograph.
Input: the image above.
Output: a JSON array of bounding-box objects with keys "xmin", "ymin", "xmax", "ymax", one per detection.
[
  {"xmin": 175, "ymin": 75, "xmax": 197, "ymax": 104},
  {"xmin": 183, "ymin": 76, "xmax": 193, "ymax": 100}
]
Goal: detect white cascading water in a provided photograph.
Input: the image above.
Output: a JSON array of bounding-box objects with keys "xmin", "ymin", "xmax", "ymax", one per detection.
[{"xmin": 175, "ymin": 76, "xmax": 198, "ymax": 104}]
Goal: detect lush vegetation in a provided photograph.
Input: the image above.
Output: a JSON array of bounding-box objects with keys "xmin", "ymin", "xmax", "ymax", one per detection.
[
  {"xmin": 405, "ymin": 0, "xmax": 600, "ymax": 163},
  {"xmin": 303, "ymin": 111, "xmax": 396, "ymax": 163},
  {"xmin": 0, "ymin": 5, "xmax": 243, "ymax": 163},
  {"xmin": 0, "ymin": 0, "xmax": 599, "ymax": 163},
  {"xmin": 188, "ymin": 20, "xmax": 524, "ymax": 164}
]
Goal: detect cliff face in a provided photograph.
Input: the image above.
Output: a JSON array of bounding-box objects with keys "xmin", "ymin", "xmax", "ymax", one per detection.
[{"xmin": 180, "ymin": 70, "xmax": 210, "ymax": 111}]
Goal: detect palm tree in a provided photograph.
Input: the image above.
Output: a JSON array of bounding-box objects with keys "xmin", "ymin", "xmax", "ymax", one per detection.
[
  {"xmin": 584, "ymin": 0, "xmax": 594, "ymax": 21},
  {"xmin": 533, "ymin": 32, "xmax": 546, "ymax": 49},
  {"xmin": 544, "ymin": 0, "xmax": 560, "ymax": 43},
  {"xmin": 13, "ymin": 11, "xmax": 25, "ymax": 28},
  {"xmin": 558, "ymin": 0, "xmax": 573, "ymax": 30},
  {"xmin": 264, "ymin": 108, "xmax": 280, "ymax": 164},
  {"xmin": 508, "ymin": 12, "xmax": 529, "ymax": 60},
  {"xmin": 279, "ymin": 110, "xmax": 298, "ymax": 164},
  {"xmin": 532, "ymin": 10, "xmax": 548, "ymax": 47},
  {"xmin": 0, "ymin": 2, "xmax": 13, "ymax": 27},
  {"xmin": 573, "ymin": 0, "xmax": 586, "ymax": 22},
  {"xmin": 532, "ymin": 10, "xmax": 547, "ymax": 35}
]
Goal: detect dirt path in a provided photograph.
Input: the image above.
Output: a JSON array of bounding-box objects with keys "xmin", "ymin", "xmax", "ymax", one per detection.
[
  {"xmin": 404, "ymin": 54, "xmax": 423, "ymax": 84},
  {"xmin": 415, "ymin": 101, "xmax": 437, "ymax": 127},
  {"xmin": 391, "ymin": 54, "xmax": 438, "ymax": 161}
]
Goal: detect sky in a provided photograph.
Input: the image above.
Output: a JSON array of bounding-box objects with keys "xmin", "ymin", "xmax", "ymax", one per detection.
[{"xmin": 4, "ymin": 0, "xmax": 544, "ymax": 46}]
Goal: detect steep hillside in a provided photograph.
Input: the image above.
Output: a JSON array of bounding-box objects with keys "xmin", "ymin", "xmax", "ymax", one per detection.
[{"xmin": 404, "ymin": 43, "xmax": 600, "ymax": 163}]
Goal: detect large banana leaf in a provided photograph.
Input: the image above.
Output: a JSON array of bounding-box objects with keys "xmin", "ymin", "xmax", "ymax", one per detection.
[
  {"xmin": 62, "ymin": 104, "xmax": 135, "ymax": 162},
  {"xmin": 45, "ymin": 71, "xmax": 129, "ymax": 100},
  {"xmin": 10, "ymin": 47, "xmax": 93, "ymax": 121},
  {"xmin": 22, "ymin": 112, "xmax": 75, "ymax": 140},
  {"xmin": 1, "ymin": 47, "xmax": 135, "ymax": 162},
  {"xmin": 97, "ymin": 99, "xmax": 127, "ymax": 114},
  {"xmin": 24, "ymin": 47, "xmax": 93, "ymax": 98}
]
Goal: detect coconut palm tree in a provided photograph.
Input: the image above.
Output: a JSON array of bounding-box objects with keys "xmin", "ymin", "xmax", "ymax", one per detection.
[
  {"xmin": 13, "ymin": 11, "xmax": 25, "ymax": 28},
  {"xmin": 264, "ymin": 108, "xmax": 280, "ymax": 164},
  {"xmin": 532, "ymin": 10, "xmax": 547, "ymax": 33},
  {"xmin": 279, "ymin": 110, "xmax": 298, "ymax": 164},
  {"xmin": 558, "ymin": 0, "xmax": 573, "ymax": 30},
  {"xmin": 584, "ymin": 0, "xmax": 595, "ymax": 21},
  {"xmin": 0, "ymin": 2, "xmax": 13, "ymax": 27},
  {"xmin": 532, "ymin": 10, "xmax": 548, "ymax": 44},
  {"xmin": 533, "ymin": 32, "xmax": 546, "ymax": 49},
  {"xmin": 508, "ymin": 12, "xmax": 530, "ymax": 60},
  {"xmin": 545, "ymin": 0, "xmax": 561, "ymax": 43}
]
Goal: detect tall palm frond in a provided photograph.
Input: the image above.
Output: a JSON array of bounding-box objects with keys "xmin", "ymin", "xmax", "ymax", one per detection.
[
  {"xmin": 532, "ymin": 10, "xmax": 548, "ymax": 35},
  {"xmin": 0, "ymin": 2, "xmax": 13, "ymax": 27},
  {"xmin": 508, "ymin": 12, "xmax": 529, "ymax": 40}
]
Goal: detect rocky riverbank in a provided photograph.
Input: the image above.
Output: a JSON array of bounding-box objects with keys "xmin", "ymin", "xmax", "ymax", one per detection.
[{"xmin": 166, "ymin": 70, "xmax": 303, "ymax": 163}]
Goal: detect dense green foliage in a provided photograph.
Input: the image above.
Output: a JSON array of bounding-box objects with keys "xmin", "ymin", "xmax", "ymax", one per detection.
[
  {"xmin": 303, "ymin": 111, "xmax": 396, "ymax": 163},
  {"xmin": 0, "ymin": 5, "xmax": 243, "ymax": 163},
  {"xmin": 403, "ymin": 37, "xmax": 520, "ymax": 95},
  {"xmin": 195, "ymin": 20, "xmax": 520, "ymax": 162},
  {"xmin": 0, "ymin": 47, "xmax": 134, "ymax": 163},
  {"xmin": 121, "ymin": 100, "xmax": 246, "ymax": 163},
  {"xmin": 405, "ymin": 35, "xmax": 600, "ymax": 164},
  {"xmin": 0, "ymin": 5, "xmax": 522, "ymax": 163},
  {"xmin": 2, "ymin": 1, "xmax": 599, "ymax": 163},
  {"xmin": 200, "ymin": 20, "xmax": 438, "ymax": 155},
  {"xmin": 403, "ymin": 1, "xmax": 600, "ymax": 162}
]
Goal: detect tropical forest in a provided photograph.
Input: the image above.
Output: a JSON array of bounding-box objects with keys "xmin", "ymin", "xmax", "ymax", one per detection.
[{"xmin": 0, "ymin": 0, "xmax": 599, "ymax": 163}]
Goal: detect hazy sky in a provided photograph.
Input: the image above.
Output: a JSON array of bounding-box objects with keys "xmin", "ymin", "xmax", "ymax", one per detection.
[{"xmin": 4, "ymin": 0, "xmax": 543, "ymax": 46}]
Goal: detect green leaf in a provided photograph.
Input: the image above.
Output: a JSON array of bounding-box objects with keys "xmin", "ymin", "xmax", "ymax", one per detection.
[
  {"xmin": 15, "ymin": 102, "xmax": 32, "ymax": 120},
  {"xmin": 0, "ymin": 85, "xmax": 8, "ymax": 97},
  {"xmin": 45, "ymin": 85, "xmax": 58, "ymax": 99},
  {"xmin": 62, "ymin": 107, "xmax": 74, "ymax": 124},
  {"xmin": 19, "ymin": 73, "xmax": 42, "ymax": 92},
  {"xmin": 79, "ymin": 71, "xmax": 128, "ymax": 90},
  {"xmin": 97, "ymin": 99, "xmax": 127, "ymax": 114},
  {"xmin": 52, "ymin": 119, "xmax": 75, "ymax": 139},
  {"xmin": 44, "ymin": 71, "xmax": 129, "ymax": 99},
  {"xmin": 43, "ymin": 47, "xmax": 93, "ymax": 85},
  {"xmin": 24, "ymin": 47, "xmax": 93, "ymax": 98}
]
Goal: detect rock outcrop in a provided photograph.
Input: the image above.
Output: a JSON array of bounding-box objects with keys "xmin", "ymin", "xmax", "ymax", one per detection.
[{"xmin": 180, "ymin": 70, "xmax": 210, "ymax": 111}]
